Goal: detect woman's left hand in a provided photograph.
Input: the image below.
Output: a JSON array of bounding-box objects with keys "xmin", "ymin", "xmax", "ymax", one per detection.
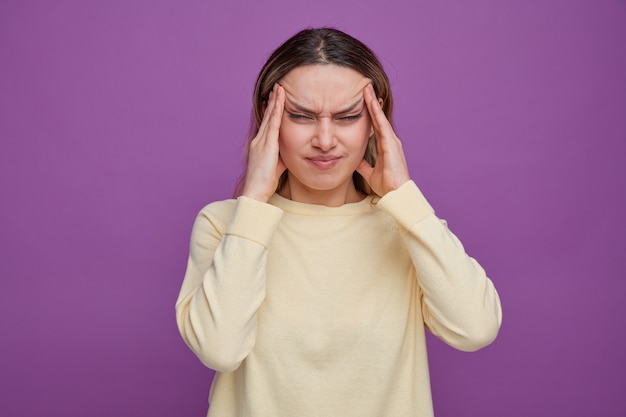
[{"xmin": 356, "ymin": 83, "xmax": 411, "ymax": 196}]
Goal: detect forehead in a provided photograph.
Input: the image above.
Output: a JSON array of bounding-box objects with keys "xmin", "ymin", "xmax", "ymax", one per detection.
[{"xmin": 280, "ymin": 64, "xmax": 370, "ymax": 110}]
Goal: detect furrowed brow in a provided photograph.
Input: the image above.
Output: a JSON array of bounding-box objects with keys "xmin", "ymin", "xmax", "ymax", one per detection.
[
  {"xmin": 285, "ymin": 99, "xmax": 317, "ymax": 115},
  {"xmin": 285, "ymin": 98, "xmax": 364, "ymax": 116},
  {"xmin": 334, "ymin": 99, "xmax": 364, "ymax": 115}
]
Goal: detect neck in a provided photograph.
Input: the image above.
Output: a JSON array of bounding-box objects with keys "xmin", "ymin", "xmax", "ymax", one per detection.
[{"xmin": 278, "ymin": 178, "xmax": 365, "ymax": 207}]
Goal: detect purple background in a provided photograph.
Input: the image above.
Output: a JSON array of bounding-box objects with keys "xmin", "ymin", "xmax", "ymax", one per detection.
[{"xmin": 1, "ymin": 1, "xmax": 625, "ymax": 416}]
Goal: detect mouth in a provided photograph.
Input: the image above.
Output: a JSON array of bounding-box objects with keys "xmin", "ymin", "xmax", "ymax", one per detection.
[{"xmin": 306, "ymin": 156, "xmax": 341, "ymax": 170}]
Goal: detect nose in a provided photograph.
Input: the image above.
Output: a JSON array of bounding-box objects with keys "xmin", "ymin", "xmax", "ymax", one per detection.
[{"xmin": 312, "ymin": 119, "xmax": 336, "ymax": 151}]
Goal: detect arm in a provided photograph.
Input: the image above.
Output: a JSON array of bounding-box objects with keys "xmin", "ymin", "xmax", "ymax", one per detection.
[
  {"xmin": 175, "ymin": 197, "xmax": 283, "ymax": 372},
  {"xmin": 377, "ymin": 181, "xmax": 502, "ymax": 351},
  {"xmin": 176, "ymin": 83, "xmax": 287, "ymax": 372},
  {"xmin": 359, "ymin": 83, "xmax": 501, "ymax": 351}
]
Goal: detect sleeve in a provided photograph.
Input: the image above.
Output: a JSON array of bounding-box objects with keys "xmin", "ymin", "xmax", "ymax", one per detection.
[
  {"xmin": 376, "ymin": 181, "xmax": 502, "ymax": 352},
  {"xmin": 175, "ymin": 197, "xmax": 283, "ymax": 372}
]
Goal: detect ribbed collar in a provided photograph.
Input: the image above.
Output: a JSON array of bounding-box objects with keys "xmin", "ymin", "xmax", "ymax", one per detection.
[{"xmin": 268, "ymin": 193, "xmax": 377, "ymax": 216}]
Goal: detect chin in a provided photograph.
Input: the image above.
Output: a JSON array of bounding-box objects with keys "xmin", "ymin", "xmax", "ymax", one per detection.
[{"xmin": 304, "ymin": 178, "xmax": 354, "ymax": 194}]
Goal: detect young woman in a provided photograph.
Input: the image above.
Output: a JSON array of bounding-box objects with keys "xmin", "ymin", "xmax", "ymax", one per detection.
[{"xmin": 176, "ymin": 27, "xmax": 502, "ymax": 417}]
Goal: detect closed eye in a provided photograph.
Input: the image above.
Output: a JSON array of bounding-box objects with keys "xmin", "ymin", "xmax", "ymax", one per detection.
[
  {"xmin": 338, "ymin": 113, "xmax": 363, "ymax": 121},
  {"xmin": 287, "ymin": 112, "xmax": 313, "ymax": 121}
]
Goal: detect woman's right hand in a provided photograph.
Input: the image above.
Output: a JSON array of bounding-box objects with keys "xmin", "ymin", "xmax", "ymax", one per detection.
[{"xmin": 241, "ymin": 83, "xmax": 287, "ymax": 202}]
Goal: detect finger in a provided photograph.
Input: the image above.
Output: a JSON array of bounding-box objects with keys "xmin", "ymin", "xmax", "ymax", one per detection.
[
  {"xmin": 258, "ymin": 85, "xmax": 284, "ymax": 147},
  {"xmin": 265, "ymin": 84, "xmax": 284, "ymax": 139},
  {"xmin": 257, "ymin": 84, "xmax": 280, "ymax": 140},
  {"xmin": 365, "ymin": 84, "xmax": 395, "ymax": 141},
  {"xmin": 364, "ymin": 86, "xmax": 386, "ymax": 156}
]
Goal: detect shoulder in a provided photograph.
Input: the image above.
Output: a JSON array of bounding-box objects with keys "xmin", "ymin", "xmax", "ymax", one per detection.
[
  {"xmin": 193, "ymin": 198, "xmax": 238, "ymax": 236},
  {"xmin": 374, "ymin": 181, "xmax": 435, "ymax": 230},
  {"xmin": 198, "ymin": 198, "xmax": 238, "ymax": 218}
]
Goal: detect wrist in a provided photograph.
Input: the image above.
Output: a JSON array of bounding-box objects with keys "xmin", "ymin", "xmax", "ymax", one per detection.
[{"xmin": 241, "ymin": 189, "xmax": 271, "ymax": 203}]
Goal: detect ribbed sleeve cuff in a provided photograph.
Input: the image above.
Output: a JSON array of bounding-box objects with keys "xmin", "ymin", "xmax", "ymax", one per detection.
[
  {"xmin": 225, "ymin": 196, "xmax": 283, "ymax": 247},
  {"xmin": 376, "ymin": 180, "xmax": 435, "ymax": 230}
]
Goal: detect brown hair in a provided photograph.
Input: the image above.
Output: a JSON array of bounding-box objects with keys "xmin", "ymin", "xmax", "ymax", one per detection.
[{"xmin": 235, "ymin": 27, "xmax": 394, "ymax": 196}]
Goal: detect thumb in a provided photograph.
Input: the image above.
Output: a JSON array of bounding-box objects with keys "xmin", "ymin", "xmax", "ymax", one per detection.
[{"xmin": 356, "ymin": 159, "xmax": 374, "ymax": 182}]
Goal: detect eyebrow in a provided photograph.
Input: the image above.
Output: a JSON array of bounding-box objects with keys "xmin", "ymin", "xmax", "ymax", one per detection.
[{"xmin": 285, "ymin": 98, "xmax": 364, "ymax": 116}]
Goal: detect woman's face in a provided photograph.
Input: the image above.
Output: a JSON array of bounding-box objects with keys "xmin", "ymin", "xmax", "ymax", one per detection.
[{"xmin": 278, "ymin": 64, "xmax": 373, "ymax": 205}]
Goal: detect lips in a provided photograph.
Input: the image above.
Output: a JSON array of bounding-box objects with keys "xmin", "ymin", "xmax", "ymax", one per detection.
[{"xmin": 306, "ymin": 155, "xmax": 341, "ymax": 170}]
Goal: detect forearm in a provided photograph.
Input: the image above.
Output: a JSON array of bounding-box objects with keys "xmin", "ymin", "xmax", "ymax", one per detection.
[
  {"xmin": 408, "ymin": 215, "xmax": 501, "ymax": 351},
  {"xmin": 175, "ymin": 197, "xmax": 283, "ymax": 371},
  {"xmin": 377, "ymin": 181, "xmax": 502, "ymax": 351}
]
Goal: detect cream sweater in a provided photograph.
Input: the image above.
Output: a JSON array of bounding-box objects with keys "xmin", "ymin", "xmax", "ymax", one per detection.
[{"xmin": 176, "ymin": 180, "xmax": 502, "ymax": 416}]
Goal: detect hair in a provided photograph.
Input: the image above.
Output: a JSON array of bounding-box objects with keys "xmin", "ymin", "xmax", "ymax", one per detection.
[{"xmin": 234, "ymin": 27, "xmax": 394, "ymax": 197}]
